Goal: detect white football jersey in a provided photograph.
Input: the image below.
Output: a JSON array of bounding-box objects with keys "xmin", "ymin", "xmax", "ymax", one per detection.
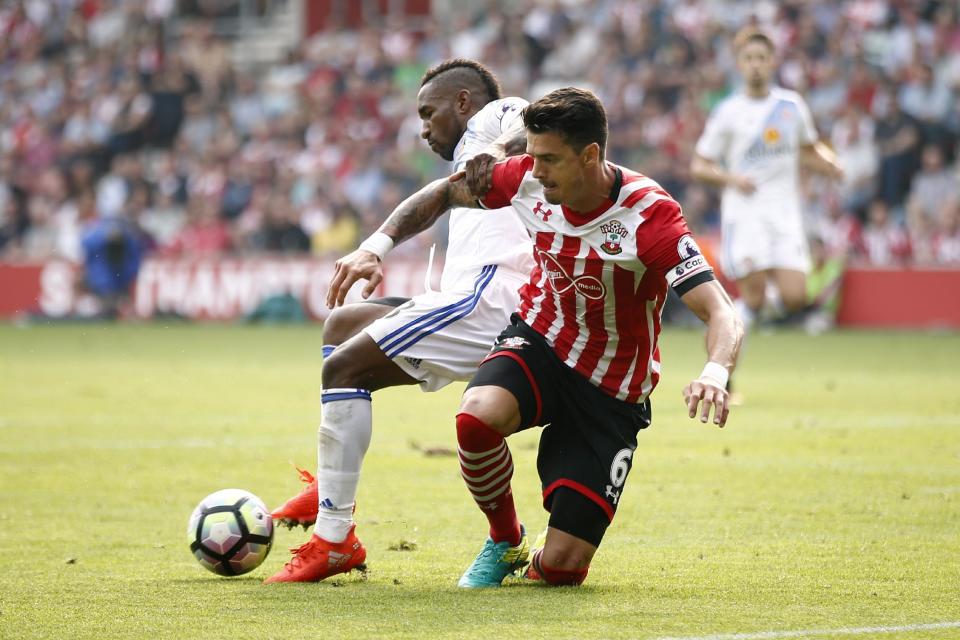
[
  {"xmin": 695, "ymin": 87, "xmax": 818, "ymax": 228},
  {"xmin": 443, "ymin": 97, "xmax": 534, "ymax": 292}
]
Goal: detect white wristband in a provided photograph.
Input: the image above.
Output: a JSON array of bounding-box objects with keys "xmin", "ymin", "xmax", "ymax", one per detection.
[
  {"xmin": 699, "ymin": 362, "xmax": 729, "ymax": 388},
  {"xmin": 358, "ymin": 232, "xmax": 394, "ymax": 259}
]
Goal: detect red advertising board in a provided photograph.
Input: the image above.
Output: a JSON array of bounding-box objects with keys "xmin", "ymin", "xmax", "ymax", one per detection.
[
  {"xmin": 836, "ymin": 268, "xmax": 960, "ymax": 329},
  {"xmin": 2, "ymin": 258, "xmax": 960, "ymax": 328}
]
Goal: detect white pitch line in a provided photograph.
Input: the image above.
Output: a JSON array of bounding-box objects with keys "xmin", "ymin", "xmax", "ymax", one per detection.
[{"xmin": 654, "ymin": 621, "xmax": 960, "ymax": 640}]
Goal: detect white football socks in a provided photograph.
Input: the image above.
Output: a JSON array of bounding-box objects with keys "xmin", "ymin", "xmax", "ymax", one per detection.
[{"xmin": 314, "ymin": 388, "xmax": 373, "ymax": 543}]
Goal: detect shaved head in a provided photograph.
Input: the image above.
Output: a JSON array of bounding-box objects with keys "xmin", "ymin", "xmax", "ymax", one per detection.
[{"xmin": 420, "ymin": 58, "xmax": 501, "ymax": 103}]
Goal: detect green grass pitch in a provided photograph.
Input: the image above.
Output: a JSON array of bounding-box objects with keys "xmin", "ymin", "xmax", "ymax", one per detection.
[{"xmin": 1, "ymin": 324, "xmax": 958, "ymax": 639}]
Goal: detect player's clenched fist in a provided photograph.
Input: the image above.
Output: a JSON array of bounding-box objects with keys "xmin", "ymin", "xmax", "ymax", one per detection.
[
  {"xmin": 682, "ymin": 377, "xmax": 730, "ymax": 428},
  {"xmin": 326, "ymin": 249, "xmax": 384, "ymax": 309}
]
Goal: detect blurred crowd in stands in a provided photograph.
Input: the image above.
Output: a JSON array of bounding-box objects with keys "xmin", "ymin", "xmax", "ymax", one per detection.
[{"xmin": 1, "ymin": 0, "xmax": 959, "ymax": 282}]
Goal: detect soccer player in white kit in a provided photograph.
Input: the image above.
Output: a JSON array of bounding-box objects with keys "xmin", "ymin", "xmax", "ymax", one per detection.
[
  {"xmin": 265, "ymin": 59, "xmax": 534, "ymax": 583},
  {"xmin": 691, "ymin": 27, "xmax": 842, "ymax": 330}
]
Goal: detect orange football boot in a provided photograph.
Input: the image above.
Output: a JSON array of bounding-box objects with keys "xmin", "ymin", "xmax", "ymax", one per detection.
[
  {"xmin": 270, "ymin": 466, "xmax": 319, "ymax": 529},
  {"xmin": 263, "ymin": 525, "xmax": 367, "ymax": 584}
]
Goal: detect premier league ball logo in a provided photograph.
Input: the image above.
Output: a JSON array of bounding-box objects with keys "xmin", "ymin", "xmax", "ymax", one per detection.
[{"xmin": 600, "ymin": 220, "xmax": 628, "ymax": 255}]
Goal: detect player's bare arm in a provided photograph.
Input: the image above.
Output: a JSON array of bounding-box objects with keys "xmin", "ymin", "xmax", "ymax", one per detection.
[
  {"xmin": 800, "ymin": 141, "xmax": 844, "ymax": 180},
  {"xmin": 678, "ymin": 279, "xmax": 744, "ymax": 427},
  {"xmin": 690, "ymin": 153, "xmax": 756, "ymax": 195},
  {"xmin": 326, "ymin": 176, "xmax": 479, "ymax": 308}
]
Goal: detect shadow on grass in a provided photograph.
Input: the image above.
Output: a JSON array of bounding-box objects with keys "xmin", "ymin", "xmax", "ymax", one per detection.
[{"xmin": 167, "ymin": 576, "xmax": 264, "ymax": 584}]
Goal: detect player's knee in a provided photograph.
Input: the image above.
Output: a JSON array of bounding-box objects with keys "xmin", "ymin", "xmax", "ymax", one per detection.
[
  {"xmin": 535, "ymin": 545, "xmax": 591, "ymax": 586},
  {"xmin": 322, "ymin": 306, "xmax": 365, "ymax": 347},
  {"xmin": 541, "ymin": 540, "xmax": 593, "ymax": 572},
  {"xmin": 780, "ymin": 291, "xmax": 807, "ymax": 313},
  {"xmin": 741, "ymin": 290, "xmax": 764, "ymax": 311},
  {"xmin": 458, "ymin": 389, "xmax": 517, "ymax": 436},
  {"xmin": 321, "ymin": 341, "xmax": 372, "ymax": 389}
]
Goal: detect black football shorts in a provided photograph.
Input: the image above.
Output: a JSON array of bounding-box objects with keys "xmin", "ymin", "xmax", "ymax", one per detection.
[{"xmin": 467, "ymin": 315, "xmax": 651, "ymax": 546}]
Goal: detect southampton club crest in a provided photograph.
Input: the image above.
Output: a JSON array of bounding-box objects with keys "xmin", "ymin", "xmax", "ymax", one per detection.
[{"xmin": 600, "ymin": 220, "xmax": 629, "ymax": 255}]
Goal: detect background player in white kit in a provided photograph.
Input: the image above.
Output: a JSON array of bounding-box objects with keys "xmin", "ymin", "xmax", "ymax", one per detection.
[
  {"xmin": 691, "ymin": 27, "xmax": 843, "ymax": 331},
  {"xmin": 265, "ymin": 59, "xmax": 533, "ymax": 584}
]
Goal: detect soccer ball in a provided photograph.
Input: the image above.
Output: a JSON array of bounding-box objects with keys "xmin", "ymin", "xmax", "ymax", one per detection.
[{"xmin": 187, "ymin": 489, "xmax": 274, "ymax": 576}]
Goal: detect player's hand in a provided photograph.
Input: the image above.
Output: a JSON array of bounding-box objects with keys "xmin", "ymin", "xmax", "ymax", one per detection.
[
  {"xmin": 463, "ymin": 152, "xmax": 498, "ymax": 197},
  {"xmin": 682, "ymin": 377, "xmax": 730, "ymax": 428},
  {"xmin": 732, "ymin": 175, "xmax": 756, "ymax": 195},
  {"xmin": 326, "ymin": 249, "xmax": 383, "ymax": 308}
]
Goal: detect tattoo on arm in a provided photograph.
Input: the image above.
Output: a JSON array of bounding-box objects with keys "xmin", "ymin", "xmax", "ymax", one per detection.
[{"xmin": 379, "ymin": 177, "xmax": 479, "ymax": 245}]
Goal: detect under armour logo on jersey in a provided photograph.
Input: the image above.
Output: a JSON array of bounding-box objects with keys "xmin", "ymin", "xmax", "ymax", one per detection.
[
  {"xmin": 533, "ymin": 201, "xmax": 553, "ymax": 221},
  {"xmin": 537, "ymin": 249, "xmax": 606, "ymax": 300}
]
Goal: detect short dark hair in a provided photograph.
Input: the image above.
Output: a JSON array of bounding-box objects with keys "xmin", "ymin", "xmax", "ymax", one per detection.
[
  {"xmin": 522, "ymin": 87, "xmax": 607, "ymax": 159},
  {"xmin": 419, "ymin": 58, "xmax": 502, "ymax": 101},
  {"xmin": 733, "ymin": 27, "xmax": 775, "ymax": 53}
]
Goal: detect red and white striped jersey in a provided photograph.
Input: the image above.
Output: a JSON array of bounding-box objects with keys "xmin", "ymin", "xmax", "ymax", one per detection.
[{"xmin": 480, "ymin": 154, "xmax": 714, "ymax": 403}]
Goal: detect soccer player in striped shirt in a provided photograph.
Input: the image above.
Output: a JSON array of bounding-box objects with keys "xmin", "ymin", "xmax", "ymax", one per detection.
[{"xmin": 333, "ymin": 87, "xmax": 744, "ymax": 587}]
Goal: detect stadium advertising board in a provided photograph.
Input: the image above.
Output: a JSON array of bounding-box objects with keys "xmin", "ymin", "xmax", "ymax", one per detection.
[
  {"xmin": 0, "ymin": 257, "xmax": 436, "ymax": 321},
  {"xmin": 1, "ymin": 258, "xmax": 959, "ymax": 327}
]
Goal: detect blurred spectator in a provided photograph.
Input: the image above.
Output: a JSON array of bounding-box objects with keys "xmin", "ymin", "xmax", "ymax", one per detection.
[
  {"xmin": 311, "ymin": 201, "xmax": 359, "ymax": 255},
  {"xmin": 907, "ymin": 145, "xmax": 957, "ymax": 227},
  {"xmin": 147, "ymin": 56, "xmax": 198, "ymax": 147},
  {"xmin": 249, "ymin": 192, "xmax": 310, "ymax": 253},
  {"xmin": 166, "ymin": 195, "xmax": 231, "ymax": 256},
  {"xmin": 230, "ymin": 75, "xmax": 267, "ymax": 137},
  {"xmin": 830, "ymin": 105, "xmax": 878, "ymax": 212},
  {"xmin": 861, "ymin": 199, "xmax": 912, "ymax": 265},
  {"xmin": 106, "ymin": 75, "xmax": 154, "ymax": 157},
  {"xmin": 898, "ymin": 62, "xmax": 952, "ymax": 145},
  {"xmin": 812, "ymin": 192, "xmax": 864, "ymax": 259},
  {"xmin": 179, "ymin": 22, "xmax": 232, "ymax": 103},
  {"xmin": 804, "ymin": 235, "xmax": 846, "ymax": 334},
  {"xmin": 933, "ymin": 200, "xmax": 960, "ymax": 264},
  {"xmin": 80, "ymin": 212, "xmax": 148, "ymax": 316},
  {"xmin": 874, "ymin": 89, "xmax": 921, "ymax": 209}
]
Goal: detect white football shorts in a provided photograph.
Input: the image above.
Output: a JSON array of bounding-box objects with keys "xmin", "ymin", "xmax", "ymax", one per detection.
[
  {"xmin": 720, "ymin": 212, "xmax": 810, "ymax": 280},
  {"xmin": 363, "ymin": 265, "xmax": 527, "ymax": 392}
]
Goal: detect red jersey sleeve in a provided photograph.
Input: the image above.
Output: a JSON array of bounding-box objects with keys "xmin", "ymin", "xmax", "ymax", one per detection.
[
  {"xmin": 635, "ymin": 199, "xmax": 715, "ymax": 295},
  {"xmin": 479, "ymin": 155, "xmax": 534, "ymax": 210}
]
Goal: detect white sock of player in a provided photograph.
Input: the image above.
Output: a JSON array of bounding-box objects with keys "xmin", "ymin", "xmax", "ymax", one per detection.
[
  {"xmin": 765, "ymin": 282, "xmax": 786, "ymax": 319},
  {"xmin": 314, "ymin": 388, "xmax": 373, "ymax": 543},
  {"xmin": 734, "ymin": 298, "xmax": 756, "ymax": 333}
]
